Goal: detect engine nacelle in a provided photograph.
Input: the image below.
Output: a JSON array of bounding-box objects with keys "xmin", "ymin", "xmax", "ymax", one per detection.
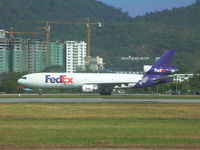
[
  {"xmin": 147, "ymin": 66, "xmax": 178, "ymax": 75},
  {"xmin": 82, "ymin": 84, "xmax": 98, "ymax": 92},
  {"xmin": 144, "ymin": 65, "xmax": 178, "ymax": 75}
]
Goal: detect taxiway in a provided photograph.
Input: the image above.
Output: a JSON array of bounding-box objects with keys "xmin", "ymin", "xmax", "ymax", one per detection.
[{"xmin": 0, "ymin": 97, "xmax": 200, "ymax": 104}]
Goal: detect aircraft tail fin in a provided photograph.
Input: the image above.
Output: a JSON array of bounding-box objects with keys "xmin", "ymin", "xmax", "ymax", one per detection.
[
  {"xmin": 146, "ymin": 50, "xmax": 178, "ymax": 75},
  {"xmin": 152, "ymin": 49, "xmax": 175, "ymax": 68}
]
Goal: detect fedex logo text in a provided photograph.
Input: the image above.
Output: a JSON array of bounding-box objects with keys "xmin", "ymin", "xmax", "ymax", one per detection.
[
  {"xmin": 154, "ymin": 68, "xmax": 167, "ymax": 73},
  {"xmin": 45, "ymin": 75, "xmax": 74, "ymax": 84}
]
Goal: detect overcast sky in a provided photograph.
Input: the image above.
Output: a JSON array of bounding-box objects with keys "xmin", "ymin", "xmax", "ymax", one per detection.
[{"xmin": 97, "ymin": 0, "xmax": 196, "ymax": 17}]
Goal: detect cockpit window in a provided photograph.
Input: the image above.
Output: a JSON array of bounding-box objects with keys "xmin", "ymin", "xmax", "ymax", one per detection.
[{"xmin": 22, "ymin": 76, "xmax": 27, "ymax": 79}]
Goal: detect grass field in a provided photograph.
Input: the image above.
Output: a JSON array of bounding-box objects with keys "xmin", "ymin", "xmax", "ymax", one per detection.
[{"xmin": 0, "ymin": 103, "xmax": 199, "ymax": 149}]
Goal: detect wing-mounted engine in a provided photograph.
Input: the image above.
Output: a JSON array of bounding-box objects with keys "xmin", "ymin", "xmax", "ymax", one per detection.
[{"xmin": 82, "ymin": 84, "xmax": 98, "ymax": 92}]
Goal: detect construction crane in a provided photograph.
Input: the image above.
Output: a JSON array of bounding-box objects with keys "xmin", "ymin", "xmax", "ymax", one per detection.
[
  {"xmin": 6, "ymin": 32, "xmax": 42, "ymax": 36},
  {"xmin": 38, "ymin": 18, "xmax": 101, "ymax": 66},
  {"xmin": 6, "ymin": 31, "xmax": 43, "ymax": 42},
  {"xmin": 38, "ymin": 23, "xmax": 51, "ymax": 67},
  {"xmin": 6, "ymin": 27, "xmax": 42, "ymax": 38}
]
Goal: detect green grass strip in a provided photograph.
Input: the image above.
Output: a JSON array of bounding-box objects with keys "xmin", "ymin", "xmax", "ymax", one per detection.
[{"xmin": 0, "ymin": 104, "xmax": 199, "ymax": 148}]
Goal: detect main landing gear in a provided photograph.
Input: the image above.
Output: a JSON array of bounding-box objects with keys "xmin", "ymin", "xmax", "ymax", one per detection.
[{"xmin": 99, "ymin": 89, "xmax": 112, "ymax": 95}]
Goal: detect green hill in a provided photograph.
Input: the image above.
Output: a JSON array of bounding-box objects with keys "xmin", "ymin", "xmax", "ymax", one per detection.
[
  {"xmin": 0, "ymin": 0, "xmax": 200, "ymax": 72},
  {"xmin": 0, "ymin": 0, "xmax": 131, "ymax": 30},
  {"xmin": 94, "ymin": 1, "xmax": 200, "ymax": 72},
  {"xmin": 131, "ymin": 1, "xmax": 200, "ymax": 72}
]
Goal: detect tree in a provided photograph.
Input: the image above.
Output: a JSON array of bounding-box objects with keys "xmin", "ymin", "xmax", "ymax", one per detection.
[
  {"xmin": 0, "ymin": 72, "xmax": 26, "ymax": 93},
  {"xmin": 42, "ymin": 65, "xmax": 65, "ymax": 72},
  {"xmin": 188, "ymin": 74, "xmax": 200, "ymax": 93}
]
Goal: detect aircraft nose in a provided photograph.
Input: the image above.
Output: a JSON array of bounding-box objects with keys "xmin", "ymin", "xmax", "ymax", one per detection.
[
  {"xmin": 17, "ymin": 79, "xmax": 22, "ymax": 84},
  {"xmin": 17, "ymin": 78, "xmax": 25, "ymax": 85}
]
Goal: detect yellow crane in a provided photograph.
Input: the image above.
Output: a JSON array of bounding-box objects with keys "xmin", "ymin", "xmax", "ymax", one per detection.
[
  {"xmin": 38, "ymin": 23, "xmax": 51, "ymax": 66},
  {"xmin": 6, "ymin": 27, "xmax": 42, "ymax": 38},
  {"xmin": 38, "ymin": 18, "xmax": 101, "ymax": 67},
  {"xmin": 7, "ymin": 31, "xmax": 42, "ymax": 35}
]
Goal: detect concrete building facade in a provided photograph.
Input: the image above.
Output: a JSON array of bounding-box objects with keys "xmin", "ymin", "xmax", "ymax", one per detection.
[
  {"xmin": 0, "ymin": 30, "xmax": 89, "ymax": 74},
  {"xmin": 49, "ymin": 41, "xmax": 65, "ymax": 67},
  {"xmin": 65, "ymin": 41, "xmax": 87, "ymax": 73},
  {"xmin": 88, "ymin": 56, "xmax": 105, "ymax": 72},
  {"xmin": 0, "ymin": 36, "xmax": 46, "ymax": 73},
  {"xmin": 0, "ymin": 38, "xmax": 28, "ymax": 73},
  {"xmin": 27, "ymin": 39, "xmax": 46, "ymax": 73},
  {"xmin": 0, "ymin": 30, "xmax": 6, "ymax": 39},
  {"xmin": 11, "ymin": 38, "xmax": 28, "ymax": 72},
  {"xmin": 0, "ymin": 38, "xmax": 9, "ymax": 72}
]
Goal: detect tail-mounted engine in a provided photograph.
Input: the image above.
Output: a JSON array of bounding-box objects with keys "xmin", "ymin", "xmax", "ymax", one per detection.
[{"xmin": 144, "ymin": 65, "xmax": 179, "ymax": 75}]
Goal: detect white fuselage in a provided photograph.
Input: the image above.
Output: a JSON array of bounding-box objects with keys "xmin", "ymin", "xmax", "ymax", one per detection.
[{"xmin": 17, "ymin": 73, "xmax": 143, "ymax": 89}]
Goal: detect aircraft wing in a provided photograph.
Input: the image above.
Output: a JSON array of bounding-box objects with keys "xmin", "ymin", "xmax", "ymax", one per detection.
[
  {"xmin": 87, "ymin": 82, "xmax": 137, "ymax": 89},
  {"xmin": 152, "ymin": 76, "xmax": 173, "ymax": 83}
]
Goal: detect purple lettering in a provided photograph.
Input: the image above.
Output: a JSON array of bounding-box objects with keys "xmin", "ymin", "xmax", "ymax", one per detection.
[
  {"xmin": 45, "ymin": 75, "xmax": 74, "ymax": 84},
  {"xmin": 50, "ymin": 77, "xmax": 56, "ymax": 83},
  {"xmin": 45, "ymin": 75, "xmax": 51, "ymax": 83},
  {"xmin": 56, "ymin": 76, "xmax": 62, "ymax": 83}
]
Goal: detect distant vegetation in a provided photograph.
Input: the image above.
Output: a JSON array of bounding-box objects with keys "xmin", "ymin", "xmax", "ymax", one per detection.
[{"xmin": 0, "ymin": 0, "xmax": 200, "ymax": 72}]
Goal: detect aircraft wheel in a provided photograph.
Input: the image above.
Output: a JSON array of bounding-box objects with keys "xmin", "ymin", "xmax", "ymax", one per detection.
[{"xmin": 100, "ymin": 89, "xmax": 112, "ymax": 95}]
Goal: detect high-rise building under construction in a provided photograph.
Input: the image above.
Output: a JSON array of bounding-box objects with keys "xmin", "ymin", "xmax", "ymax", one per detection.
[
  {"xmin": 0, "ymin": 36, "xmax": 46, "ymax": 73},
  {"xmin": 27, "ymin": 39, "xmax": 46, "ymax": 73},
  {"xmin": 0, "ymin": 38, "xmax": 28, "ymax": 73},
  {"xmin": 12, "ymin": 38, "xmax": 28, "ymax": 72},
  {"xmin": 49, "ymin": 41, "xmax": 65, "ymax": 67},
  {"xmin": 0, "ymin": 38, "xmax": 87, "ymax": 73},
  {"xmin": 0, "ymin": 38, "xmax": 9, "ymax": 72},
  {"xmin": 0, "ymin": 29, "xmax": 93, "ymax": 73}
]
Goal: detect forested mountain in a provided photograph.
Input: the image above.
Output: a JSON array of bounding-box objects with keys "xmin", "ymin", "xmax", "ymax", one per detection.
[
  {"xmin": 131, "ymin": 1, "xmax": 200, "ymax": 72},
  {"xmin": 0, "ymin": 0, "xmax": 200, "ymax": 72},
  {"xmin": 0, "ymin": 0, "xmax": 131, "ymax": 31},
  {"xmin": 95, "ymin": 1, "xmax": 200, "ymax": 72}
]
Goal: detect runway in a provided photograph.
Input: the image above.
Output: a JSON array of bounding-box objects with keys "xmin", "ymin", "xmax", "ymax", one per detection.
[{"xmin": 0, "ymin": 97, "xmax": 200, "ymax": 104}]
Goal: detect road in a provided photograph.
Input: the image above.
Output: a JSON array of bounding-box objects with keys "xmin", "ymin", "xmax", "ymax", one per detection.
[{"xmin": 0, "ymin": 97, "xmax": 200, "ymax": 104}]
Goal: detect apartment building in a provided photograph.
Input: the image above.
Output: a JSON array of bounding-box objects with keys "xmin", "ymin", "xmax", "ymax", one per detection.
[
  {"xmin": 0, "ymin": 38, "xmax": 9, "ymax": 72},
  {"xmin": 65, "ymin": 41, "xmax": 86, "ymax": 73},
  {"xmin": 0, "ymin": 29, "xmax": 6, "ymax": 38},
  {"xmin": 49, "ymin": 41, "xmax": 65, "ymax": 67},
  {"xmin": 88, "ymin": 56, "xmax": 105, "ymax": 71},
  {"xmin": 27, "ymin": 39, "xmax": 46, "ymax": 73},
  {"xmin": 0, "ymin": 36, "xmax": 46, "ymax": 73},
  {"xmin": 0, "ymin": 29, "xmax": 88, "ymax": 74},
  {"xmin": 11, "ymin": 38, "xmax": 28, "ymax": 72}
]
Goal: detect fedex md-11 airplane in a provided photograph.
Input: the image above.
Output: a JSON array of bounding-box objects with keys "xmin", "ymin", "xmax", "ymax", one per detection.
[{"xmin": 18, "ymin": 50, "xmax": 178, "ymax": 95}]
